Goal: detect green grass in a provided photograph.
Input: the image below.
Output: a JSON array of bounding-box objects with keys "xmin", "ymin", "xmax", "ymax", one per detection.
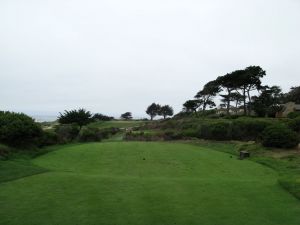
[
  {"xmin": 0, "ymin": 160, "xmax": 48, "ymax": 183},
  {"xmin": 1, "ymin": 142, "xmax": 300, "ymax": 225},
  {"xmin": 88, "ymin": 120, "xmax": 145, "ymax": 129}
]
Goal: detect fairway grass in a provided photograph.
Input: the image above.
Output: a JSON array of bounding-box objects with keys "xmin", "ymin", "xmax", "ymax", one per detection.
[{"xmin": 0, "ymin": 142, "xmax": 300, "ymax": 225}]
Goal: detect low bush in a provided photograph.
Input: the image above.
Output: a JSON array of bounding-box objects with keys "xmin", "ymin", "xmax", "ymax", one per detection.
[
  {"xmin": 231, "ymin": 119, "xmax": 272, "ymax": 141},
  {"xmin": 287, "ymin": 112, "xmax": 300, "ymax": 119},
  {"xmin": 55, "ymin": 124, "xmax": 80, "ymax": 143},
  {"xmin": 98, "ymin": 127, "xmax": 119, "ymax": 139},
  {"xmin": 0, "ymin": 144, "xmax": 13, "ymax": 159},
  {"xmin": 78, "ymin": 127, "xmax": 120, "ymax": 142},
  {"xmin": 288, "ymin": 116, "xmax": 300, "ymax": 132},
  {"xmin": 79, "ymin": 127, "xmax": 102, "ymax": 142},
  {"xmin": 210, "ymin": 122, "xmax": 232, "ymax": 140},
  {"xmin": 38, "ymin": 131, "xmax": 59, "ymax": 147},
  {"xmin": 223, "ymin": 115, "xmax": 239, "ymax": 119},
  {"xmin": 197, "ymin": 121, "xmax": 232, "ymax": 140},
  {"xmin": 181, "ymin": 128, "xmax": 199, "ymax": 138},
  {"xmin": 125, "ymin": 131, "xmax": 164, "ymax": 141},
  {"xmin": 262, "ymin": 124, "xmax": 299, "ymax": 148},
  {"xmin": 163, "ymin": 131, "xmax": 183, "ymax": 140},
  {"xmin": 0, "ymin": 111, "xmax": 43, "ymax": 147}
]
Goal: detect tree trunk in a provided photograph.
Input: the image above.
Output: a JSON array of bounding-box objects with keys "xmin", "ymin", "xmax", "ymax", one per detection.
[
  {"xmin": 243, "ymin": 88, "xmax": 247, "ymax": 115},
  {"xmin": 227, "ymin": 90, "xmax": 231, "ymax": 115},
  {"xmin": 203, "ymin": 103, "xmax": 207, "ymax": 111},
  {"xmin": 247, "ymin": 90, "xmax": 251, "ymax": 116}
]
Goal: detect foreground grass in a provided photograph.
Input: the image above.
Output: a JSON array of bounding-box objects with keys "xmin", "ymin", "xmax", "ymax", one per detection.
[
  {"xmin": 191, "ymin": 141, "xmax": 300, "ymax": 200},
  {"xmin": 0, "ymin": 142, "xmax": 300, "ymax": 225},
  {"xmin": 0, "ymin": 160, "xmax": 47, "ymax": 183}
]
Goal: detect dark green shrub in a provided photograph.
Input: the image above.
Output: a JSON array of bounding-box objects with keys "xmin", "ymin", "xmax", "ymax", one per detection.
[
  {"xmin": 231, "ymin": 119, "xmax": 272, "ymax": 141},
  {"xmin": 197, "ymin": 121, "xmax": 232, "ymax": 140},
  {"xmin": 55, "ymin": 124, "xmax": 80, "ymax": 143},
  {"xmin": 0, "ymin": 144, "xmax": 13, "ymax": 158},
  {"xmin": 163, "ymin": 131, "xmax": 182, "ymax": 140},
  {"xmin": 98, "ymin": 127, "xmax": 119, "ymax": 139},
  {"xmin": 197, "ymin": 109, "xmax": 217, "ymax": 117},
  {"xmin": 198, "ymin": 123, "xmax": 212, "ymax": 139},
  {"xmin": 0, "ymin": 111, "xmax": 43, "ymax": 147},
  {"xmin": 38, "ymin": 131, "xmax": 59, "ymax": 146},
  {"xmin": 262, "ymin": 124, "xmax": 299, "ymax": 148},
  {"xmin": 288, "ymin": 117, "xmax": 300, "ymax": 132},
  {"xmin": 287, "ymin": 112, "xmax": 300, "ymax": 119},
  {"xmin": 125, "ymin": 131, "xmax": 163, "ymax": 141},
  {"xmin": 181, "ymin": 128, "xmax": 198, "ymax": 138},
  {"xmin": 79, "ymin": 127, "xmax": 102, "ymax": 142},
  {"xmin": 206, "ymin": 114, "xmax": 220, "ymax": 119},
  {"xmin": 224, "ymin": 115, "xmax": 239, "ymax": 119},
  {"xmin": 210, "ymin": 122, "xmax": 232, "ymax": 140}
]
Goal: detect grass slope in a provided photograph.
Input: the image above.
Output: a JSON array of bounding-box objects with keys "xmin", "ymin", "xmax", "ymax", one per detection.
[
  {"xmin": 0, "ymin": 160, "xmax": 47, "ymax": 183},
  {"xmin": 0, "ymin": 142, "xmax": 300, "ymax": 225}
]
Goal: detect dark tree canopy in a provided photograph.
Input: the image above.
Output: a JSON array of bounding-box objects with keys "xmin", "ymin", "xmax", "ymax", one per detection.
[
  {"xmin": 216, "ymin": 71, "xmax": 243, "ymax": 115},
  {"xmin": 285, "ymin": 86, "xmax": 300, "ymax": 104},
  {"xmin": 93, "ymin": 113, "xmax": 114, "ymax": 121},
  {"xmin": 58, "ymin": 108, "xmax": 93, "ymax": 129},
  {"xmin": 146, "ymin": 103, "xmax": 161, "ymax": 120},
  {"xmin": 252, "ymin": 86, "xmax": 283, "ymax": 117},
  {"xmin": 215, "ymin": 66, "xmax": 266, "ymax": 115},
  {"xmin": 159, "ymin": 105, "xmax": 174, "ymax": 119},
  {"xmin": 183, "ymin": 100, "xmax": 201, "ymax": 113},
  {"xmin": 195, "ymin": 80, "xmax": 220, "ymax": 111},
  {"xmin": 121, "ymin": 112, "xmax": 132, "ymax": 120}
]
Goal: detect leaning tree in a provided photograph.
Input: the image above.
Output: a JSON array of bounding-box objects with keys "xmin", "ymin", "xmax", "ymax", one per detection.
[{"xmin": 195, "ymin": 80, "xmax": 220, "ymax": 111}]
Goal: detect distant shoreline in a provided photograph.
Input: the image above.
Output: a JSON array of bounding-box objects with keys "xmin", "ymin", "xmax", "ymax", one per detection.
[{"xmin": 31, "ymin": 115, "xmax": 57, "ymax": 122}]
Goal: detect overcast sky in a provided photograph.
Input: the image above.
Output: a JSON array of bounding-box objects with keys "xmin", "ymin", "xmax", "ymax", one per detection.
[{"xmin": 0, "ymin": 0, "xmax": 299, "ymax": 118}]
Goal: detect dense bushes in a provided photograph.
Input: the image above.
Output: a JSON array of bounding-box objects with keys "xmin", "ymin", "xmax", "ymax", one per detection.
[
  {"xmin": 287, "ymin": 112, "xmax": 300, "ymax": 119},
  {"xmin": 55, "ymin": 124, "xmax": 80, "ymax": 143},
  {"xmin": 231, "ymin": 119, "xmax": 272, "ymax": 141},
  {"xmin": 262, "ymin": 124, "xmax": 299, "ymax": 148},
  {"xmin": 288, "ymin": 116, "xmax": 300, "ymax": 132},
  {"xmin": 181, "ymin": 118, "xmax": 272, "ymax": 141},
  {"xmin": 79, "ymin": 127, "xmax": 102, "ymax": 142},
  {"xmin": 38, "ymin": 131, "xmax": 59, "ymax": 146},
  {"xmin": 78, "ymin": 127, "xmax": 119, "ymax": 142},
  {"xmin": 0, "ymin": 111, "xmax": 43, "ymax": 147},
  {"xmin": 125, "ymin": 131, "xmax": 164, "ymax": 141},
  {"xmin": 150, "ymin": 117, "xmax": 299, "ymax": 148}
]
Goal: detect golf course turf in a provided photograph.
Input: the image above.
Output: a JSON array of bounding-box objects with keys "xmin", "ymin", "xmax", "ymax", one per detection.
[{"xmin": 0, "ymin": 142, "xmax": 300, "ymax": 225}]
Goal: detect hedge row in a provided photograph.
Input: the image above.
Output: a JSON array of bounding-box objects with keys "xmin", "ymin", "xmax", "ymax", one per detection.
[{"xmin": 137, "ymin": 117, "xmax": 300, "ymax": 148}]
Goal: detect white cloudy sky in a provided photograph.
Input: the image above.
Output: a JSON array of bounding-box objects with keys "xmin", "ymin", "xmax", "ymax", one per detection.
[{"xmin": 0, "ymin": 0, "xmax": 299, "ymax": 118}]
